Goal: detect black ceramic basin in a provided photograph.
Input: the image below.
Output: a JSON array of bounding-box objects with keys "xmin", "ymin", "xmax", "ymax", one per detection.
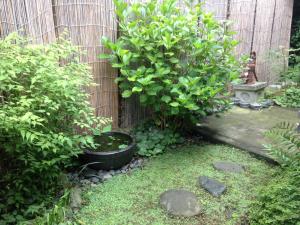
[{"xmin": 81, "ymin": 132, "xmax": 136, "ymax": 170}]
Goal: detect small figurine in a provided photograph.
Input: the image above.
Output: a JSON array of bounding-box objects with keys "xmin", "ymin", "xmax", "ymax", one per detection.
[{"xmin": 241, "ymin": 51, "xmax": 258, "ymax": 84}]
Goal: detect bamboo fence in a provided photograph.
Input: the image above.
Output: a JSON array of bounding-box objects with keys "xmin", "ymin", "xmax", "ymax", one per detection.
[{"xmin": 0, "ymin": 0, "xmax": 294, "ymax": 127}]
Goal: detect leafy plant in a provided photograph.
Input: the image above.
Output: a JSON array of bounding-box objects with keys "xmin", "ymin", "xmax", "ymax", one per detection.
[
  {"xmin": 273, "ymin": 86, "xmax": 300, "ymax": 108},
  {"xmin": 0, "ymin": 33, "xmax": 110, "ymax": 224},
  {"xmin": 249, "ymin": 122, "xmax": 300, "ymax": 225},
  {"xmin": 31, "ymin": 190, "xmax": 73, "ymax": 225},
  {"xmin": 101, "ymin": 0, "xmax": 241, "ymax": 128},
  {"xmin": 264, "ymin": 122, "xmax": 300, "ymax": 168},
  {"xmin": 134, "ymin": 124, "xmax": 184, "ymax": 157},
  {"xmin": 248, "ymin": 167, "xmax": 300, "ymax": 225},
  {"xmin": 282, "ymin": 52, "xmax": 300, "ymax": 83},
  {"xmin": 291, "ymin": 19, "xmax": 300, "ymax": 53}
]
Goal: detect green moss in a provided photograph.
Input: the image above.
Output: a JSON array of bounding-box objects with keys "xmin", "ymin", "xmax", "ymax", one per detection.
[{"xmin": 76, "ymin": 144, "xmax": 279, "ymax": 225}]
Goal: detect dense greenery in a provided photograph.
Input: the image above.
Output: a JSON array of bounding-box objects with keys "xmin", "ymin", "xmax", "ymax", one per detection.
[
  {"xmin": 134, "ymin": 123, "xmax": 184, "ymax": 156},
  {"xmin": 0, "ymin": 34, "xmax": 110, "ymax": 224},
  {"xmin": 33, "ymin": 190, "xmax": 72, "ymax": 225},
  {"xmin": 265, "ymin": 122, "xmax": 300, "ymax": 167},
  {"xmin": 249, "ymin": 168, "xmax": 300, "ymax": 225},
  {"xmin": 273, "ymin": 86, "xmax": 300, "ymax": 108},
  {"xmin": 282, "ymin": 53, "xmax": 300, "ymax": 83},
  {"xmin": 101, "ymin": 0, "xmax": 241, "ymax": 128},
  {"xmin": 249, "ymin": 123, "xmax": 300, "ymax": 225},
  {"xmin": 290, "ymin": 19, "xmax": 300, "ymax": 54}
]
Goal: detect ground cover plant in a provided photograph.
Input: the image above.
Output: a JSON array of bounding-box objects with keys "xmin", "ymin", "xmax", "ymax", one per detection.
[
  {"xmin": 0, "ymin": 33, "xmax": 110, "ymax": 224},
  {"xmin": 76, "ymin": 144, "xmax": 279, "ymax": 225},
  {"xmin": 133, "ymin": 122, "xmax": 184, "ymax": 156},
  {"xmin": 273, "ymin": 86, "xmax": 300, "ymax": 108},
  {"xmin": 101, "ymin": 0, "xmax": 241, "ymax": 128},
  {"xmin": 249, "ymin": 122, "xmax": 300, "ymax": 225}
]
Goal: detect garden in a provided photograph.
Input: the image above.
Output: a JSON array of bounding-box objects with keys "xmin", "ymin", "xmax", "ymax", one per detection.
[{"xmin": 0, "ymin": 0, "xmax": 299, "ymax": 225}]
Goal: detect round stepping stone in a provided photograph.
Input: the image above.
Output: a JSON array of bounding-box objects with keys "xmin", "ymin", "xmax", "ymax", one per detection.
[
  {"xmin": 213, "ymin": 161, "xmax": 245, "ymax": 173},
  {"xmin": 160, "ymin": 189, "xmax": 201, "ymax": 217},
  {"xmin": 198, "ymin": 176, "xmax": 226, "ymax": 197}
]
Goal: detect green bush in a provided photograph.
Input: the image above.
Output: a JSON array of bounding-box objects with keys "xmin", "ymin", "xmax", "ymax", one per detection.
[
  {"xmin": 282, "ymin": 53, "xmax": 300, "ymax": 83},
  {"xmin": 291, "ymin": 20, "xmax": 300, "ymax": 51},
  {"xmin": 0, "ymin": 34, "xmax": 110, "ymax": 223},
  {"xmin": 101, "ymin": 0, "xmax": 241, "ymax": 128},
  {"xmin": 249, "ymin": 123, "xmax": 300, "ymax": 225},
  {"xmin": 32, "ymin": 190, "xmax": 72, "ymax": 225},
  {"xmin": 273, "ymin": 86, "xmax": 300, "ymax": 108},
  {"xmin": 134, "ymin": 123, "xmax": 184, "ymax": 157},
  {"xmin": 249, "ymin": 168, "xmax": 300, "ymax": 225},
  {"xmin": 264, "ymin": 122, "xmax": 300, "ymax": 168}
]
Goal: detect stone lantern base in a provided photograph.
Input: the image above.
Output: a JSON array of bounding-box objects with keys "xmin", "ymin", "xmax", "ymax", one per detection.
[{"xmin": 233, "ymin": 82, "xmax": 268, "ymax": 104}]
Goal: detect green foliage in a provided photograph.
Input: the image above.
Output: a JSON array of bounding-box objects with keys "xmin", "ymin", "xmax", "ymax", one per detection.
[
  {"xmin": 101, "ymin": 0, "xmax": 241, "ymax": 127},
  {"xmin": 273, "ymin": 86, "xmax": 300, "ymax": 108},
  {"xmin": 134, "ymin": 124, "xmax": 184, "ymax": 157},
  {"xmin": 291, "ymin": 20, "xmax": 300, "ymax": 51},
  {"xmin": 282, "ymin": 53, "xmax": 300, "ymax": 83},
  {"xmin": 264, "ymin": 122, "xmax": 300, "ymax": 168},
  {"xmin": 0, "ymin": 33, "xmax": 110, "ymax": 224},
  {"xmin": 289, "ymin": 18, "xmax": 300, "ymax": 67},
  {"xmin": 249, "ymin": 122, "xmax": 300, "ymax": 225},
  {"xmin": 32, "ymin": 190, "xmax": 73, "ymax": 225},
  {"xmin": 249, "ymin": 168, "xmax": 300, "ymax": 225}
]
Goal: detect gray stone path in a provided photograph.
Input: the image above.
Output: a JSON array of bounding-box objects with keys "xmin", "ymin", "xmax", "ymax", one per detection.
[{"xmin": 196, "ymin": 106, "xmax": 299, "ymax": 163}]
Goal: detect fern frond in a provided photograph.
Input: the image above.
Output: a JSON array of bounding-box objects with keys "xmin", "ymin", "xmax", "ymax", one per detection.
[{"xmin": 265, "ymin": 122, "xmax": 300, "ymax": 167}]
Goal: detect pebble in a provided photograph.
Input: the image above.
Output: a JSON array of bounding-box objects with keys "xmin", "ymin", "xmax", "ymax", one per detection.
[
  {"xmin": 102, "ymin": 173, "xmax": 113, "ymax": 181},
  {"xmin": 250, "ymin": 103, "xmax": 262, "ymax": 110},
  {"xmin": 68, "ymin": 157, "xmax": 146, "ymax": 187},
  {"xmin": 90, "ymin": 177, "xmax": 101, "ymax": 183}
]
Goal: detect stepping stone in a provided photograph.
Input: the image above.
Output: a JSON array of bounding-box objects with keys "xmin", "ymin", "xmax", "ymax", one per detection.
[
  {"xmin": 160, "ymin": 189, "xmax": 201, "ymax": 217},
  {"xmin": 198, "ymin": 176, "xmax": 226, "ymax": 197},
  {"xmin": 213, "ymin": 161, "xmax": 244, "ymax": 173}
]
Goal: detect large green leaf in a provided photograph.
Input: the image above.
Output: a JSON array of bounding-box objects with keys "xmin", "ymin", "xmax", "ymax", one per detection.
[{"xmin": 122, "ymin": 90, "xmax": 132, "ymax": 98}]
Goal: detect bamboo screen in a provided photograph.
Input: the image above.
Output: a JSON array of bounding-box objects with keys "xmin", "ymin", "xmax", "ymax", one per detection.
[{"xmin": 0, "ymin": 0, "xmax": 294, "ymax": 127}]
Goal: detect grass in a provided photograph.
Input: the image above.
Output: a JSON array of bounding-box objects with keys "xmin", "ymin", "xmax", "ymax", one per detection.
[{"xmin": 75, "ymin": 143, "xmax": 279, "ymax": 225}]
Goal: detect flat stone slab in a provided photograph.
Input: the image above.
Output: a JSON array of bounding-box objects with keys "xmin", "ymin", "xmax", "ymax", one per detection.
[
  {"xmin": 196, "ymin": 106, "xmax": 299, "ymax": 163},
  {"xmin": 233, "ymin": 82, "xmax": 267, "ymax": 91},
  {"xmin": 198, "ymin": 176, "xmax": 226, "ymax": 197},
  {"xmin": 160, "ymin": 189, "xmax": 201, "ymax": 217},
  {"xmin": 213, "ymin": 162, "xmax": 244, "ymax": 173}
]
